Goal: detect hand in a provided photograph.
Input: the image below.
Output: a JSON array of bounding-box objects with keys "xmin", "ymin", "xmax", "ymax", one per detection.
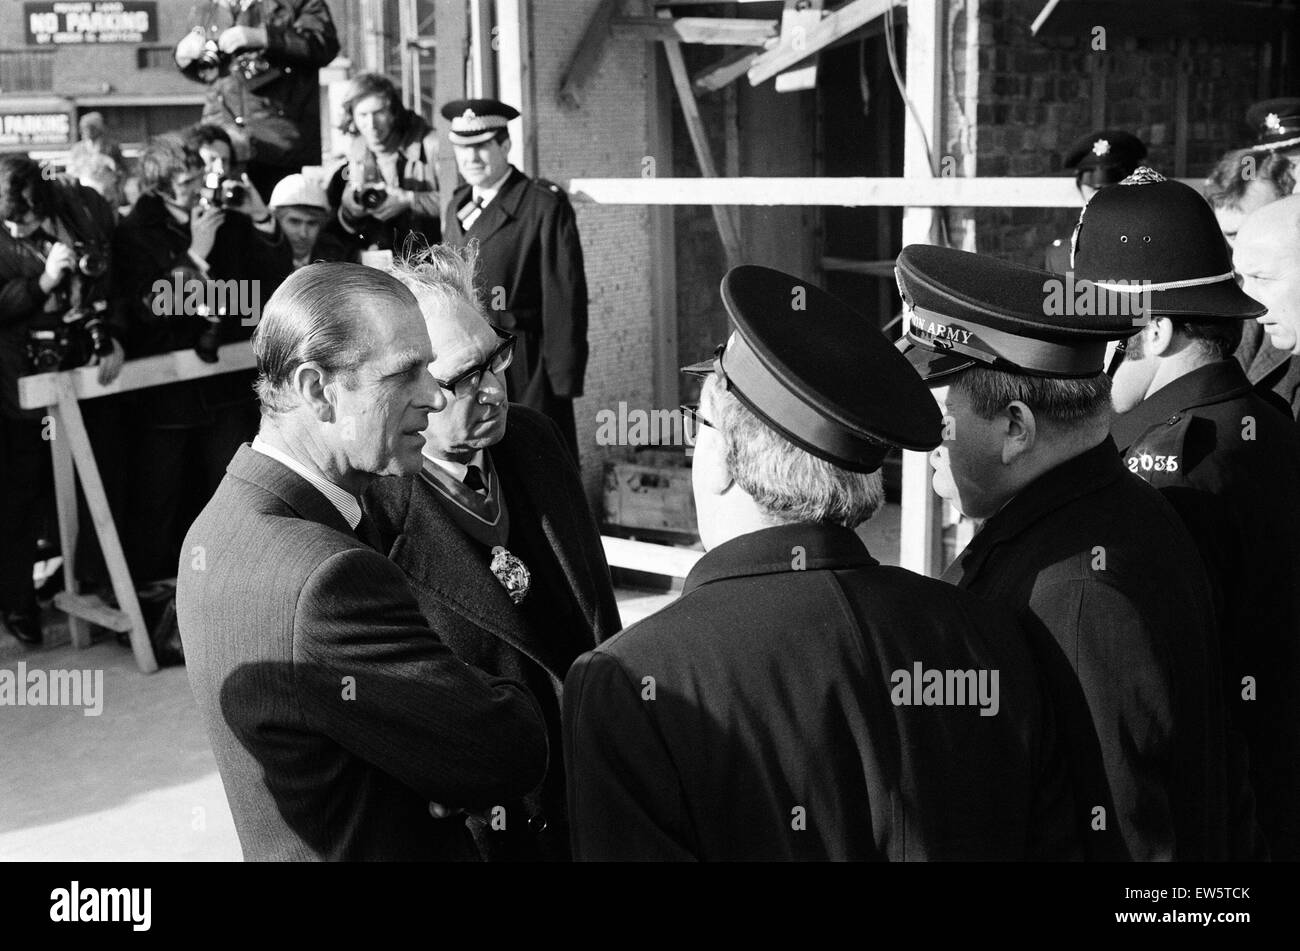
[
  {"xmin": 95, "ymin": 338, "xmax": 125, "ymax": 386},
  {"xmin": 189, "ymin": 203, "xmax": 225, "ymax": 261},
  {"xmin": 428, "ymin": 801, "xmax": 464, "ymax": 820},
  {"xmin": 370, "ymin": 189, "xmax": 411, "ymax": 222},
  {"xmin": 340, "ymin": 182, "xmax": 367, "ymax": 217},
  {"xmin": 217, "ymin": 25, "xmax": 268, "ymax": 55},
  {"xmin": 235, "ymin": 173, "xmax": 271, "ymax": 222},
  {"xmin": 42, "ymin": 242, "xmax": 76, "ymax": 284},
  {"xmin": 174, "ymin": 29, "xmax": 208, "ymax": 68}
]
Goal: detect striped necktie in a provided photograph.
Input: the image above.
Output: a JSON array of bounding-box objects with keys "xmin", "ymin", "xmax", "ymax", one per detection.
[{"xmin": 458, "ymin": 195, "xmax": 485, "ymax": 231}]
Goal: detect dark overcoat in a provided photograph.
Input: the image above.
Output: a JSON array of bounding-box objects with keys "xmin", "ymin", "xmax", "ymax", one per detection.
[
  {"xmin": 564, "ymin": 521, "xmax": 1083, "ymax": 861},
  {"xmin": 942, "ymin": 438, "xmax": 1232, "ymax": 861},
  {"xmin": 365, "ymin": 405, "xmax": 620, "ymax": 859},
  {"xmin": 1112, "ymin": 359, "xmax": 1300, "ymax": 859}
]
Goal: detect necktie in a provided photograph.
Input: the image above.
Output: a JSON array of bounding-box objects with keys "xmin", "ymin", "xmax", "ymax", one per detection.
[
  {"xmin": 458, "ymin": 195, "xmax": 485, "ymax": 231},
  {"xmin": 354, "ymin": 511, "xmax": 384, "ymax": 552},
  {"xmin": 463, "ymin": 464, "xmax": 488, "ymax": 496}
]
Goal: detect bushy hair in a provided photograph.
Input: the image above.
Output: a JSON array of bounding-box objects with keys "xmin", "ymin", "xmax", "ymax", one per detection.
[
  {"xmin": 387, "ymin": 241, "xmax": 490, "ymax": 328},
  {"xmin": 0, "ymin": 154, "xmax": 53, "ymax": 223},
  {"xmin": 338, "ymin": 72, "xmax": 411, "ymax": 139},
  {"xmin": 705, "ymin": 375, "xmax": 885, "ymax": 529},
  {"xmin": 138, "ymin": 134, "xmax": 203, "ymax": 195},
  {"xmin": 252, "ymin": 262, "xmax": 416, "ymax": 414},
  {"xmin": 183, "ymin": 122, "xmax": 234, "ymax": 157},
  {"xmin": 951, "ymin": 366, "xmax": 1112, "ymax": 426},
  {"xmin": 1205, "ymin": 148, "xmax": 1295, "ymax": 209}
]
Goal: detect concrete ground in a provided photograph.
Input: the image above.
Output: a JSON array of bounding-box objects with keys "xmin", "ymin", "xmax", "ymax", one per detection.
[{"xmin": 0, "ymin": 504, "xmax": 902, "ymax": 862}]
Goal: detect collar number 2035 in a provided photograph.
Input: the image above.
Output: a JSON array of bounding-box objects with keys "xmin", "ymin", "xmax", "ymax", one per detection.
[{"xmin": 1126, "ymin": 451, "xmax": 1179, "ymax": 474}]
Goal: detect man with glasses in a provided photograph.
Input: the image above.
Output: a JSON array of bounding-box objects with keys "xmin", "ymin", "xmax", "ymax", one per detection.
[
  {"xmin": 1074, "ymin": 169, "xmax": 1298, "ymax": 860},
  {"xmin": 365, "ymin": 244, "xmax": 619, "ymax": 862},
  {"xmin": 563, "ymin": 265, "xmax": 1083, "ymax": 861}
]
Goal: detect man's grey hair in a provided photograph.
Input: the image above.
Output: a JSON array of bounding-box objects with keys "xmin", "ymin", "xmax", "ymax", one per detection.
[
  {"xmin": 252, "ymin": 262, "xmax": 417, "ymax": 415},
  {"xmin": 705, "ymin": 375, "xmax": 885, "ymax": 529},
  {"xmin": 951, "ymin": 366, "xmax": 1112, "ymax": 426},
  {"xmin": 387, "ymin": 242, "xmax": 491, "ymax": 328}
]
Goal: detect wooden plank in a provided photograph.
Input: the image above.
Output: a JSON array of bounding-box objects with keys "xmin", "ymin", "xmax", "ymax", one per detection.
[
  {"xmin": 47, "ymin": 406, "xmax": 89, "ymax": 649},
  {"xmin": 694, "ymin": 48, "xmax": 756, "ymax": 94},
  {"xmin": 559, "ymin": 0, "xmax": 625, "ymax": 109},
  {"xmin": 648, "ymin": 44, "xmax": 680, "ymax": 413},
  {"xmin": 56, "ymin": 379, "xmax": 156, "ymax": 673},
  {"xmin": 468, "ymin": 0, "xmax": 496, "ymax": 99},
  {"xmin": 748, "ymin": 0, "xmax": 900, "ymax": 86},
  {"xmin": 660, "ymin": 11, "xmax": 744, "ymax": 266},
  {"xmin": 19, "ymin": 341, "xmax": 256, "ymax": 410},
  {"xmin": 432, "ymin": 0, "xmax": 468, "ymax": 205},
  {"xmin": 496, "ymin": 0, "xmax": 535, "ymax": 174},
  {"xmin": 53, "ymin": 591, "xmax": 132, "ymax": 633},
  {"xmin": 602, "ymin": 535, "xmax": 702, "ymax": 579},
  {"xmin": 614, "ymin": 16, "xmax": 777, "ymax": 46}
]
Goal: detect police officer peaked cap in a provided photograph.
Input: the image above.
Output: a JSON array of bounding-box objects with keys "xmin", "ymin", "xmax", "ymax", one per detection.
[
  {"xmin": 1073, "ymin": 167, "xmax": 1265, "ymax": 320},
  {"xmin": 441, "ymin": 99, "xmax": 520, "ymax": 145},
  {"xmin": 683, "ymin": 265, "xmax": 941, "ymax": 472},
  {"xmin": 895, "ymin": 245, "xmax": 1135, "ymax": 382},
  {"xmin": 1247, "ymin": 97, "xmax": 1300, "ymax": 152},
  {"xmin": 1064, "ymin": 130, "xmax": 1147, "ymax": 187}
]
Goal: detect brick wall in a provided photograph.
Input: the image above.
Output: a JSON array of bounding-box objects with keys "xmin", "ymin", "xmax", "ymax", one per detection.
[
  {"xmin": 528, "ymin": 0, "xmax": 657, "ymax": 504},
  {"xmin": 973, "ymin": 0, "xmax": 1266, "ymax": 265}
]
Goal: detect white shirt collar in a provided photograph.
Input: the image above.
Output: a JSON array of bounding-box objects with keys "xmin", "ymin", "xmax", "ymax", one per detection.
[
  {"xmin": 423, "ymin": 448, "xmax": 485, "ymax": 484},
  {"xmin": 251, "ymin": 436, "xmax": 363, "ymax": 530}
]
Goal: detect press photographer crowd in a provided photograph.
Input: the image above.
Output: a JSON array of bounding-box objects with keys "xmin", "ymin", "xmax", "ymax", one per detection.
[{"xmin": 3, "ymin": 0, "xmax": 1300, "ymax": 866}]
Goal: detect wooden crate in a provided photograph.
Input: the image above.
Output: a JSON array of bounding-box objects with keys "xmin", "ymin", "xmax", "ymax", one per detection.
[{"xmin": 603, "ymin": 459, "xmax": 697, "ymax": 537}]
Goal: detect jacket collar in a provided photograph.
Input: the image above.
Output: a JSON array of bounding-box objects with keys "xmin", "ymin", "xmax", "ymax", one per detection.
[
  {"xmin": 227, "ymin": 443, "xmax": 355, "ymax": 538},
  {"xmin": 1111, "ymin": 359, "xmax": 1251, "ymax": 451},
  {"xmin": 684, "ymin": 522, "xmax": 877, "ymax": 595},
  {"xmin": 458, "ymin": 166, "xmax": 526, "ymax": 244},
  {"xmin": 946, "ymin": 437, "xmax": 1125, "ymax": 583}
]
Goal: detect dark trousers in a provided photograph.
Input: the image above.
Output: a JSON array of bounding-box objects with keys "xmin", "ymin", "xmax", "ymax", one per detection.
[{"xmin": 126, "ymin": 404, "xmax": 256, "ymax": 584}]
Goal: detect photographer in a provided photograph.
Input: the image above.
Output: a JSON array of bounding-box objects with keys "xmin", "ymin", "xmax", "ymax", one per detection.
[
  {"xmin": 174, "ymin": 0, "xmax": 339, "ymax": 199},
  {"xmin": 0, "ymin": 155, "xmax": 126, "ymax": 645},
  {"xmin": 327, "ymin": 73, "xmax": 441, "ymax": 253},
  {"xmin": 115, "ymin": 134, "xmax": 291, "ymax": 585}
]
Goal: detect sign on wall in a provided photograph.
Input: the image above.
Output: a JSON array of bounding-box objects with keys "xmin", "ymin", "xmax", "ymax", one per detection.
[
  {"xmin": 24, "ymin": 1, "xmax": 158, "ymax": 45},
  {"xmin": 0, "ymin": 112, "xmax": 73, "ymax": 147}
]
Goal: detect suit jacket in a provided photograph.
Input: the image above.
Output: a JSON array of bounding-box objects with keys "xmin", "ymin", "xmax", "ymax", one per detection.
[
  {"xmin": 113, "ymin": 192, "xmax": 292, "ymax": 427},
  {"xmin": 177, "ymin": 444, "xmax": 549, "ymax": 861},
  {"xmin": 0, "ymin": 179, "xmax": 123, "ymax": 420},
  {"xmin": 365, "ymin": 405, "xmax": 620, "ymax": 859},
  {"xmin": 443, "ymin": 166, "xmax": 588, "ymax": 401},
  {"xmin": 1112, "ymin": 359, "xmax": 1300, "ymax": 859},
  {"xmin": 564, "ymin": 522, "xmax": 1082, "ymax": 861},
  {"xmin": 1238, "ymin": 321, "xmax": 1300, "ymax": 419},
  {"xmin": 943, "ymin": 438, "xmax": 1232, "ymax": 861}
]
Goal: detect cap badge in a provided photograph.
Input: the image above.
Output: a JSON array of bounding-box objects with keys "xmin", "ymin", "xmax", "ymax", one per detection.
[
  {"xmin": 1119, "ymin": 166, "xmax": 1166, "ymax": 186},
  {"xmin": 1092, "ymin": 138, "xmax": 1111, "ymax": 157},
  {"xmin": 460, "ymin": 108, "xmax": 478, "ymax": 121},
  {"xmin": 1266, "ymin": 112, "xmax": 1283, "ymax": 133}
]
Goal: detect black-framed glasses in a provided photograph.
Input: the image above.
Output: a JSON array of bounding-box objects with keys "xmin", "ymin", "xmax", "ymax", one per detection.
[
  {"xmin": 679, "ymin": 403, "xmax": 714, "ymax": 435},
  {"xmin": 1105, "ymin": 335, "xmax": 1132, "ymax": 378},
  {"xmin": 430, "ymin": 325, "xmax": 515, "ymax": 399}
]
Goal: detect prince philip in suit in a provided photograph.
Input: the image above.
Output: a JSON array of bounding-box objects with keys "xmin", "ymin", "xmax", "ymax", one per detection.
[
  {"xmin": 177, "ymin": 262, "xmax": 548, "ymax": 861},
  {"xmin": 366, "ymin": 245, "xmax": 620, "ymax": 861}
]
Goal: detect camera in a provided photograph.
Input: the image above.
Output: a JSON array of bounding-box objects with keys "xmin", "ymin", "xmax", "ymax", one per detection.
[
  {"xmin": 74, "ymin": 242, "xmax": 108, "ymax": 278},
  {"xmin": 196, "ymin": 38, "xmax": 225, "ymax": 71},
  {"xmin": 201, "ymin": 171, "xmax": 247, "ymax": 211},
  {"xmin": 192, "ymin": 300, "xmax": 223, "ymax": 364},
  {"xmin": 358, "ymin": 184, "xmax": 387, "ymax": 210}
]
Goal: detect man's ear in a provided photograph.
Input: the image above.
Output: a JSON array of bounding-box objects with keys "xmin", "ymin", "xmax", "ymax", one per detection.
[
  {"xmin": 292, "ymin": 362, "xmax": 334, "ymax": 422},
  {"xmin": 1146, "ymin": 316, "xmax": 1176, "ymax": 357},
  {"xmin": 1000, "ymin": 400, "xmax": 1037, "ymax": 464},
  {"xmin": 693, "ymin": 429, "xmax": 733, "ymax": 498}
]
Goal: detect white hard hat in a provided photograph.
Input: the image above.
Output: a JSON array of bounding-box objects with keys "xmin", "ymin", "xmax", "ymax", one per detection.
[{"xmin": 268, "ymin": 173, "xmax": 329, "ymax": 212}]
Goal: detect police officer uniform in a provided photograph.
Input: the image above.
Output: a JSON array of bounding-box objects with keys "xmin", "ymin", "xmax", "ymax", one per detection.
[
  {"xmin": 1044, "ymin": 130, "xmax": 1147, "ymax": 273},
  {"xmin": 440, "ymin": 99, "xmax": 588, "ymax": 462},
  {"xmin": 1074, "ymin": 169, "xmax": 1300, "ymax": 859},
  {"xmin": 1246, "ymin": 97, "xmax": 1300, "ymax": 156},
  {"xmin": 563, "ymin": 266, "xmax": 1082, "ymax": 861},
  {"xmin": 898, "ymin": 243, "xmax": 1234, "ymax": 861}
]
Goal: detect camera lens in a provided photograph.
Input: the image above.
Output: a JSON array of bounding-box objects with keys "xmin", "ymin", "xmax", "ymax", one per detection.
[
  {"xmin": 359, "ymin": 186, "xmax": 386, "ymax": 210},
  {"xmin": 77, "ymin": 253, "xmax": 107, "ymax": 277}
]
